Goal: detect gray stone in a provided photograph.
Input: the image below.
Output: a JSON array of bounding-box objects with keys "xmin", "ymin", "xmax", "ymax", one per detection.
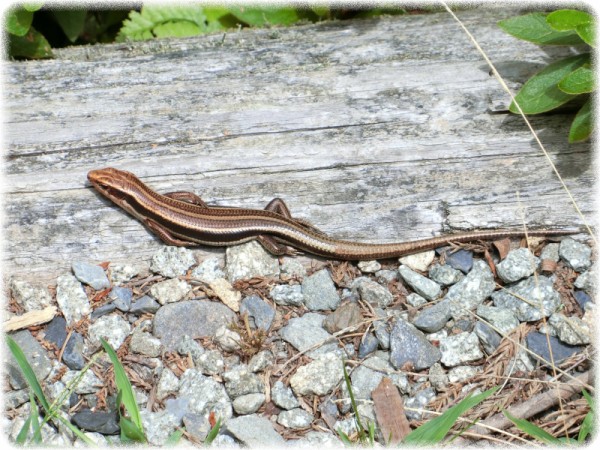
[
  {"xmin": 559, "ymin": 238, "xmax": 592, "ymax": 271},
  {"xmin": 149, "ymin": 278, "xmax": 192, "ymax": 305},
  {"xmin": 290, "ymin": 352, "xmax": 345, "ymax": 396},
  {"xmin": 277, "ymin": 408, "xmax": 314, "ymax": 429},
  {"xmin": 177, "ymin": 335, "xmax": 205, "ymax": 362},
  {"xmin": 357, "ymin": 279, "xmax": 394, "ymax": 307},
  {"xmin": 226, "ymin": 240, "xmax": 280, "ymax": 282},
  {"xmin": 398, "ymin": 265, "xmax": 441, "ymax": 300},
  {"xmin": 62, "ymin": 370, "xmax": 103, "ymax": 394},
  {"xmin": 232, "ymin": 393, "xmax": 265, "ymax": 415},
  {"xmin": 248, "ymin": 350, "xmax": 274, "ymax": 373},
  {"xmin": 108, "ymin": 286, "xmax": 133, "ymax": 311},
  {"xmin": 440, "ymin": 248, "xmax": 473, "ymax": 273},
  {"xmin": 271, "ymin": 381, "xmax": 300, "ymax": 410},
  {"xmin": 574, "ymin": 266, "xmax": 596, "ymax": 294},
  {"xmin": 72, "ymin": 409, "xmax": 120, "ymax": 435},
  {"xmin": 375, "ymin": 269, "xmax": 399, "ymax": 283},
  {"xmin": 405, "ymin": 387, "xmax": 436, "ymax": 420},
  {"xmin": 6, "ymin": 330, "xmax": 52, "ymax": 389},
  {"xmin": 399, "ymin": 250, "xmax": 436, "ymax": 272},
  {"xmin": 357, "ymin": 260, "xmax": 381, "ymax": 273},
  {"xmin": 412, "ymin": 300, "xmax": 451, "ymax": 333},
  {"xmin": 240, "ymin": 295, "xmax": 275, "ymax": 330},
  {"xmin": 130, "ymin": 328, "xmax": 163, "ymax": 357},
  {"xmin": 62, "ymin": 332, "xmax": 85, "ymax": 370},
  {"xmin": 444, "ymin": 260, "xmax": 495, "ymax": 319},
  {"xmin": 279, "ymin": 313, "xmax": 339, "ymax": 358},
  {"xmin": 270, "ymin": 284, "xmax": 304, "ymax": 306},
  {"xmin": 108, "ymin": 263, "xmax": 139, "ymax": 285},
  {"xmin": 156, "ymin": 368, "xmax": 180, "ymax": 401},
  {"xmin": 448, "ymin": 365, "xmax": 479, "ymax": 383},
  {"xmin": 223, "ymin": 365, "xmax": 265, "ymax": 398},
  {"xmin": 280, "ymin": 257, "xmax": 307, "ymax": 279},
  {"xmin": 153, "ymin": 300, "xmax": 236, "ymax": 350},
  {"xmin": 179, "ymin": 368, "xmax": 232, "ymax": 422},
  {"xmin": 150, "ymin": 246, "xmax": 196, "ymax": 278},
  {"xmin": 428, "ymin": 363, "xmax": 448, "ymax": 391},
  {"xmin": 44, "ymin": 316, "xmax": 67, "ymax": 348},
  {"xmin": 214, "ymin": 325, "xmax": 242, "ymax": 352},
  {"xmin": 476, "ymin": 304, "xmax": 519, "ymax": 335},
  {"xmin": 72, "ymin": 261, "xmax": 110, "ymax": 290},
  {"xmin": 90, "ymin": 303, "xmax": 116, "ymax": 320},
  {"xmin": 9, "ymin": 278, "xmax": 52, "ymax": 311},
  {"xmin": 141, "ymin": 409, "xmax": 181, "ymax": 446},
  {"xmin": 428, "ymin": 263, "xmax": 463, "ymax": 286},
  {"xmin": 302, "ymin": 269, "xmax": 340, "ymax": 311},
  {"xmin": 496, "ymin": 248, "xmax": 539, "ymax": 283},
  {"xmin": 406, "ymin": 293, "xmax": 428, "ymax": 307},
  {"xmin": 197, "ymin": 349, "xmax": 225, "ymax": 376},
  {"xmin": 540, "ymin": 243, "xmax": 560, "ymax": 262},
  {"xmin": 5, "ymin": 389, "xmax": 30, "ymax": 410},
  {"xmin": 223, "ymin": 414, "xmax": 284, "ymax": 446},
  {"xmin": 389, "ymin": 319, "xmax": 441, "ymax": 370},
  {"xmin": 491, "ymin": 275, "xmax": 561, "ymax": 321},
  {"xmin": 191, "ymin": 256, "xmax": 225, "ymax": 283},
  {"xmin": 440, "ymin": 332, "xmax": 483, "ymax": 367},
  {"xmin": 56, "ymin": 274, "xmax": 91, "ymax": 325},
  {"xmin": 130, "ymin": 295, "xmax": 160, "ymax": 315},
  {"xmin": 548, "ymin": 313, "xmax": 591, "ymax": 345},
  {"xmin": 358, "ymin": 333, "xmax": 379, "ymax": 359},
  {"xmin": 88, "ymin": 314, "xmax": 131, "ymax": 350}
]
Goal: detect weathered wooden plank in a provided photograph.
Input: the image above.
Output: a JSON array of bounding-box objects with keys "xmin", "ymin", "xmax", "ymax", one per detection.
[{"xmin": 4, "ymin": 9, "xmax": 593, "ymax": 283}]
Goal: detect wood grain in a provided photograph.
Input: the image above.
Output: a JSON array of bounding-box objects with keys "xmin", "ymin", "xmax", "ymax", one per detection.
[{"xmin": 4, "ymin": 9, "xmax": 593, "ymax": 283}]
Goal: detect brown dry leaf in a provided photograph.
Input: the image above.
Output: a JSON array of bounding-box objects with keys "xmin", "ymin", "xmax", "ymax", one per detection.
[
  {"xmin": 372, "ymin": 377, "xmax": 410, "ymax": 444},
  {"xmin": 493, "ymin": 238, "xmax": 510, "ymax": 260}
]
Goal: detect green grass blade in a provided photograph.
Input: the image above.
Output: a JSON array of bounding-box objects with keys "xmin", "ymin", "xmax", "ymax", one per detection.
[
  {"xmin": 582, "ymin": 389, "xmax": 595, "ymax": 412},
  {"xmin": 101, "ymin": 338, "xmax": 143, "ymax": 431},
  {"xmin": 341, "ymin": 360, "xmax": 365, "ymax": 436},
  {"xmin": 204, "ymin": 418, "xmax": 222, "ymax": 445},
  {"xmin": 578, "ymin": 389, "xmax": 594, "ymax": 442},
  {"xmin": 404, "ymin": 387, "xmax": 499, "ymax": 445},
  {"xmin": 6, "ymin": 335, "xmax": 51, "ymax": 412},
  {"xmin": 29, "ymin": 391, "xmax": 43, "ymax": 444},
  {"xmin": 337, "ymin": 429, "xmax": 353, "ymax": 445},
  {"xmin": 15, "ymin": 416, "xmax": 31, "ymax": 444},
  {"xmin": 119, "ymin": 414, "xmax": 147, "ymax": 443},
  {"xmin": 503, "ymin": 410, "xmax": 561, "ymax": 444},
  {"xmin": 165, "ymin": 427, "xmax": 185, "ymax": 445}
]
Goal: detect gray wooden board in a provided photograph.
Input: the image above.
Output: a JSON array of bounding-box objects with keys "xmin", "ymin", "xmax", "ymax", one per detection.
[{"xmin": 4, "ymin": 9, "xmax": 594, "ymax": 283}]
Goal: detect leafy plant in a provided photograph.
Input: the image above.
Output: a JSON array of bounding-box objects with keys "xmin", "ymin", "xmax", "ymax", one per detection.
[
  {"xmin": 5, "ymin": 3, "xmax": 53, "ymax": 59},
  {"xmin": 498, "ymin": 9, "xmax": 594, "ymax": 142}
]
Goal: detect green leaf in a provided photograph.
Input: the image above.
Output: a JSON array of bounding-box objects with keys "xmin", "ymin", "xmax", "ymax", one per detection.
[
  {"xmin": 582, "ymin": 389, "xmax": 595, "ymax": 412},
  {"xmin": 165, "ymin": 428, "xmax": 185, "ymax": 445},
  {"xmin": 15, "ymin": 416, "xmax": 31, "ymax": 444},
  {"xmin": 6, "ymin": 336, "xmax": 51, "ymax": 412},
  {"xmin": 498, "ymin": 12, "xmax": 584, "ymax": 45},
  {"xmin": 101, "ymin": 338, "xmax": 143, "ymax": 432},
  {"xmin": 23, "ymin": 3, "xmax": 44, "ymax": 12},
  {"xmin": 576, "ymin": 22, "xmax": 595, "ymax": 46},
  {"xmin": 120, "ymin": 413, "xmax": 147, "ymax": 443},
  {"xmin": 117, "ymin": 5, "xmax": 215, "ymax": 41},
  {"xmin": 228, "ymin": 7, "xmax": 299, "ymax": 26},
  {"xmin": 203, "ymin": 7, "xmax": 230, "ymax": 22},
  {"xmin": 546, "ymin": 9, "xmax": 592, "ymax": 31},
  {"xmin": 509, "ymin": 53, "xmax": 589, "ymax": 114},
  {"xmin": 569, "ymin": 99, "xmax": 592, "ymax": 142},
  {"xmin": 8, "ymin": 26, "xmax": 53, "ymax": 58},
  {"xmin": 204, "ymin": 417, "xmax": 221, "ymax": 444},
  {"xmin": 29, "ymin": 391, "xmax": 43, "ymax": 444},
  {"xmin": 52, "ymin": 10, "xmax": 87, "ymax": 42},
  {"xmin": 503, "ymin": 410, "xmax": 561, "ymax": 444},
  {"xmin": 6, "ymin": 8, "xmax": 34, "ymax": 36},
  {"xmin": 404, "ymin": 387, "xmax": 499, "ymax": 444},
  {"xmin": 558, "ymin": 66, "xmax": 593, "ymax": 94}
]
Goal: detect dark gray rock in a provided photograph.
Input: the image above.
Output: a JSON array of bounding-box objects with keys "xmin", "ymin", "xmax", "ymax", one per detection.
[
  {"xmin": 130, "ymin": 295, "xmax": 161, "ymax": 315},
  {"xmin": 90, "ymin": 303, "xmax": 116, "ymax": 320},
  {"xmin": 71, "ymin": 409, "xmax": 120, "ymax": 435},
  {"xmin": 45, "ymin": 316, "xmax": 67, "ymax": 348},
  {"xmin": 492, "ymin": 275, "xmax": 561, "ymax": 321},
  {"xmin": 526, "ymin": 332, "xmax": 584, "ymax": 366},
  {"xmin": 412, "ymin": 301, "xmax": 451, "ymax": 333},
  {"xmin": 389, "ymin": 319, "xmax": 441, "ymax": 370},
  {"xmin": 109, "ymin": 286, "xmax": 133, "ymax": 311},
  {"xmin": 474, "ymin": 321, "xmax": 502, "ymax": 354},
  {"xmin": 437, "ymin": 248, "xmax": 473, "ymax": 273},
  {"xmin": 574, "ymin": 290, "xmax": 592, "ymax": 311},
  {"xmin": 6, "ymin": 330, "xmax": 52, "ymax": 390},
  {"xmin": 63, "ymin": 332, "xmax": 86, "ymax": 370},
  {"xmin": 239, "ymin": 295, "xmax": 275, "ymax": 330},
  {"xmin": 323, "ymin": 302, "xmax": 362, "ymax": 333},
  {"xmin": 153, "ymin": 300, "xmax": 236, "ymax": 350},
  {"xmin": 358, "ymin": 333, "xmax": 379, "ymax": 359}
]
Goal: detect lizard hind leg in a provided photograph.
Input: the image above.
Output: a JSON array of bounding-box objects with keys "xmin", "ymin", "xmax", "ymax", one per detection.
[
  {"xmin": 256, "ymin": 235, "xmax": 301, "ymax": 256},
  {"xmin": 264, "ymin": 198, "xmax": 329, "ymax": 237}
]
